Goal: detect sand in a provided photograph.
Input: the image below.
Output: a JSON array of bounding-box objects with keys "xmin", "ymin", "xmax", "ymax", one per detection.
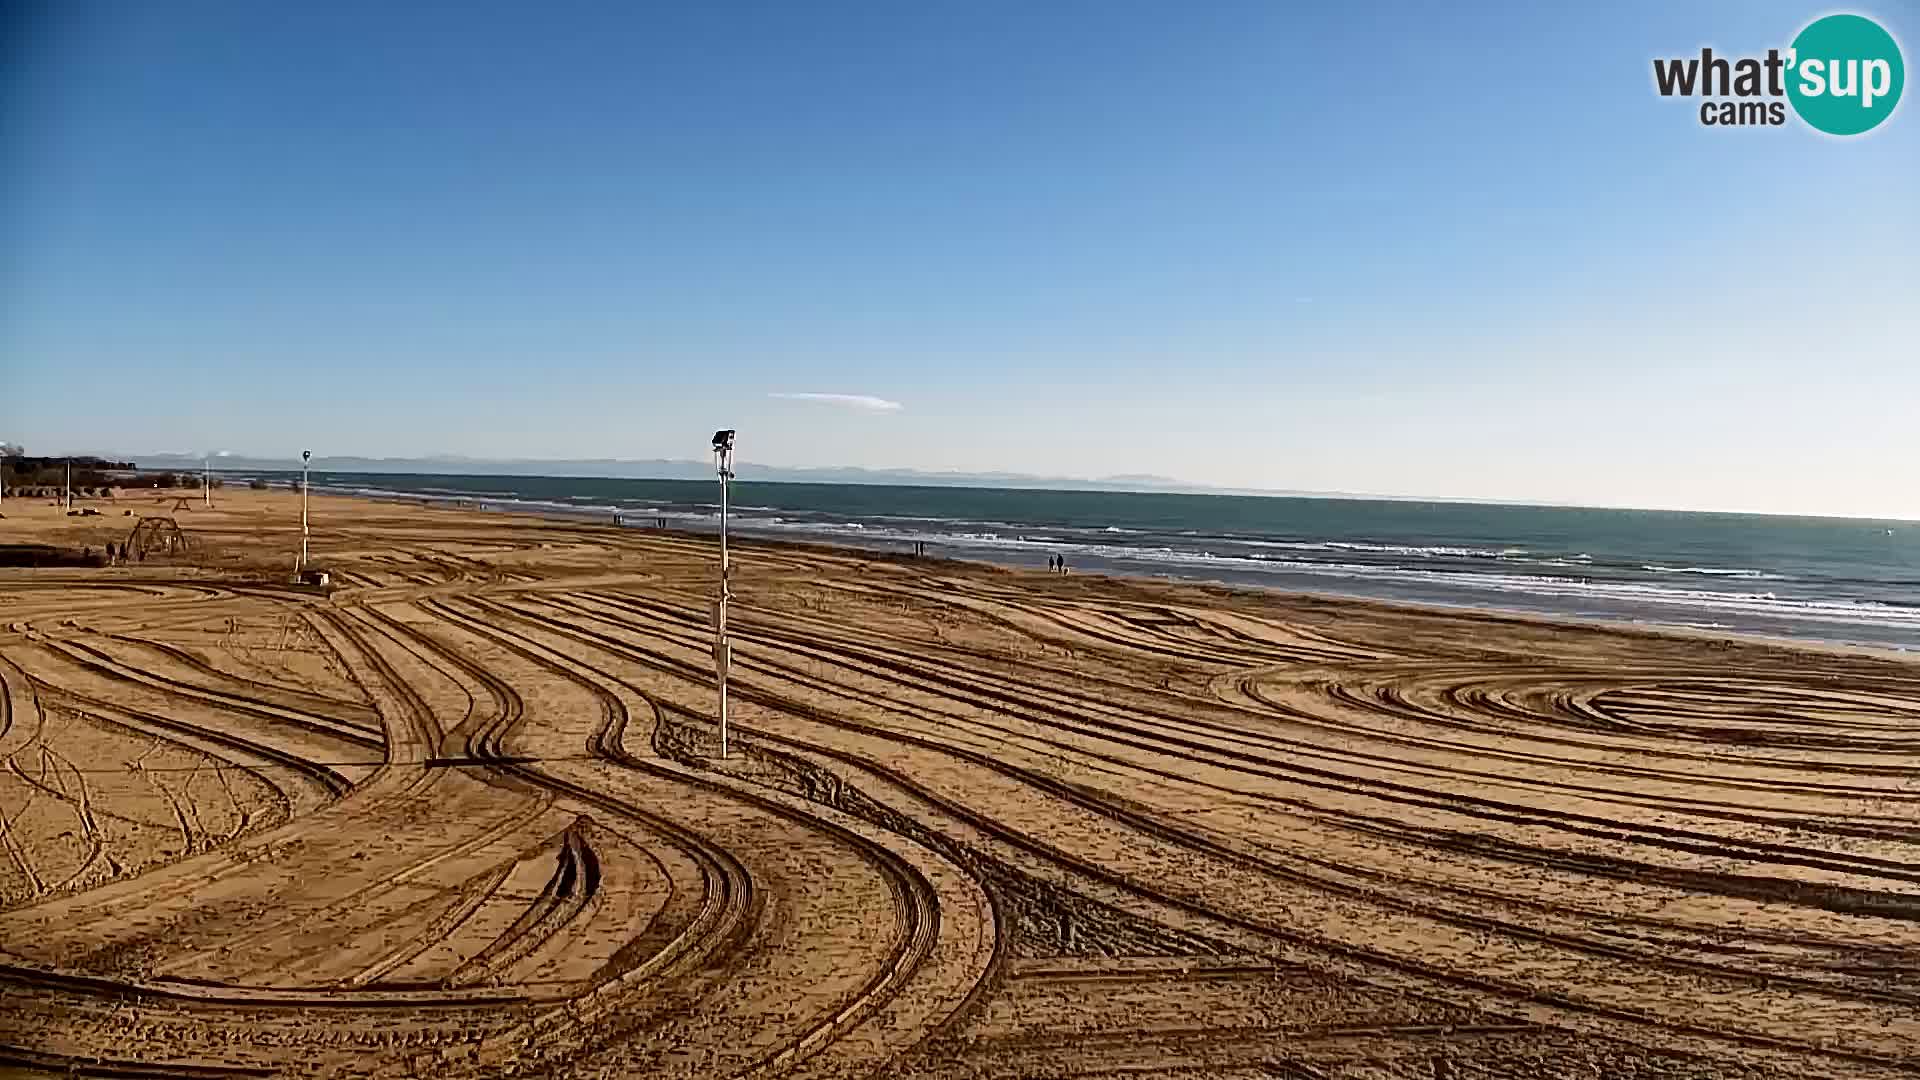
[{"xmin": 0, "ymin": 487, "xmax": 1916, "ymax": 1079}]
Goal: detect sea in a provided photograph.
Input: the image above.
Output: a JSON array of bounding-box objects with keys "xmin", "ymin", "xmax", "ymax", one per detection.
[{"xmin": 294, "ymin": 471, "xmax": 1920, "ymax": 651}]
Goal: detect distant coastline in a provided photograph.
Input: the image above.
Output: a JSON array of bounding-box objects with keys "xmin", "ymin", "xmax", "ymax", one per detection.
[
  {"xmin": 120, "ymin": 452, "xmax": 1245, "ymax": 496},
  {"xmin": 102, "ymin": 453, "xmax": 1918, "ymax": 522}
]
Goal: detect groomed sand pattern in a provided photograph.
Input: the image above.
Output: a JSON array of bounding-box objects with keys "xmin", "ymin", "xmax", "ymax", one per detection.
[{"xmin": 1, "ymin": 491, "xmax": 1916, "ymax": 1078}]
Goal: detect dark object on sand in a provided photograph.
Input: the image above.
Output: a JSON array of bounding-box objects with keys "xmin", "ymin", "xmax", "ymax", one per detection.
[{"xmin": 0, "ymin": 544, "xmax": 108, "ymax": 568}]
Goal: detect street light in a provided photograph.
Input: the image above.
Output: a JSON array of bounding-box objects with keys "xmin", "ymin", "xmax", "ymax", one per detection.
[
  {"xmin": 712, "ymin": 429, "xmax": 735, "ymax": 759},
  {"xmin": 297, "ymin": 449, "xmax": 312, "ymax": 574}
]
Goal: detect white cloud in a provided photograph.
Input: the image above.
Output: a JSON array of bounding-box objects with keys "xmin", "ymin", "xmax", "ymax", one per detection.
[{"xmin": 768, "ymin": 392, "xmax": 903, "ymax": 413}]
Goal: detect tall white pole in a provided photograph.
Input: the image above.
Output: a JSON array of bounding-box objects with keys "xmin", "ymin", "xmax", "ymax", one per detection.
[
  {"xmin": 204, "ymin": 456, "xmax": 212, "ymax": 508},
  {"xmin": 65, "ymin": 459, "xmax": 72, "ymax": 511},
  {"xmin": 298, "ymin": 450, "xmax": 311, "ymax": 574},
  {"xmin": 718, "ymin": 441, "xmax": 731, "ymax": 760}
]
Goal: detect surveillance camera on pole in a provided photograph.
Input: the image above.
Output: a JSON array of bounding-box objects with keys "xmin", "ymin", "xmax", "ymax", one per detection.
[
  {"xmin": 711, "ymin": 429, "xmax": 735, "ymax": 759},
  {"xmin": 297, "ymin": 449, "xmax": 312, "ymax": 574}
]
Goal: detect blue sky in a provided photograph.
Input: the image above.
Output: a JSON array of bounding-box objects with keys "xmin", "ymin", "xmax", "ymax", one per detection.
[{"xmin": 5, "ymin": 1, "xmax": 1916, "ymax": 516}]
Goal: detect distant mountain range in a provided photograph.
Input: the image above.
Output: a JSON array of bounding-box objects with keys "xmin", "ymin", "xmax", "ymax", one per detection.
[
  {"xmin": 85, "ymin": 451, "xmax": 1659, "ymax": 510},
  {"xmin": 116, "ymin": 452, "xmax": 1272, "ymax": 496}
]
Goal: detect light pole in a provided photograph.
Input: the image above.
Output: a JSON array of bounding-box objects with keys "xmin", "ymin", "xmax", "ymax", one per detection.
[
  {"xmin": 297, "ymin": 449, "xmax": 312, "ymax": 574},
  {"xmin": 711, "ymin": 428, "xmax": 735, "ymax": 759}
]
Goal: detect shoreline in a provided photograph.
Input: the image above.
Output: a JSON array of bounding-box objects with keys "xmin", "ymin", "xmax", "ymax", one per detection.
[
  {"xmin": 286, "ymin": 477, "xmax": 1920, "ymax": 654},
  {"xmin": 11, "ymin": 483, "xmax": 1915, "ymax": 668},
  {"xmin": 332, "ymin": 486, "xmax": 1920, "ymax": 668}
]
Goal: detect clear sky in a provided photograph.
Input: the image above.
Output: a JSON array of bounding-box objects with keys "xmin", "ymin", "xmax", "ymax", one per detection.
[{"xmin": 5, "ymin": 1, "xmax": 1916, "ymax": 516}]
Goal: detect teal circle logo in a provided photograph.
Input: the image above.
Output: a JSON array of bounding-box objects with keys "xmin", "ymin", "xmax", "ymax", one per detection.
[{"xmin": 1787, "ymin": 14, "xmax": 1904, "ymax": 135}]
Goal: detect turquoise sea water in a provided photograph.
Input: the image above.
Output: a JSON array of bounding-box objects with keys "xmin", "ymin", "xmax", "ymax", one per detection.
[{"xmin": 299, "ymin": 472, "xmax": 1920, "ymax": 650}]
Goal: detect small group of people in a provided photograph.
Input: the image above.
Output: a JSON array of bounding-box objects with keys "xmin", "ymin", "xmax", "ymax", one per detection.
[
  {"xmin": 78, "ymin": 542, "xmax": 124, "ymax": 565},
  {"xmin": 1046, "ymin": 554, "xmax": 1069, "ymax": 575}
]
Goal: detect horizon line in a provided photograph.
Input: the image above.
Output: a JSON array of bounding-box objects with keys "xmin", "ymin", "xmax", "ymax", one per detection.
[{"xmin": 62, "ymin": 449, "xmax": 1917, "ymax": 525}]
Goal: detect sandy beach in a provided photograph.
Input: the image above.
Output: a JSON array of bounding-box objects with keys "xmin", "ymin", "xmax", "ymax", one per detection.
[{"xmin": 2, "ymin": 487, "xmax": 1917, "ymax": 1079}]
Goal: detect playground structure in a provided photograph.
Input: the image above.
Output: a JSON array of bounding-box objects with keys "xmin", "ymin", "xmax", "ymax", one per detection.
[{"xmin": 121, "ymin": 516, "xmax": 194, "ymax": 562}]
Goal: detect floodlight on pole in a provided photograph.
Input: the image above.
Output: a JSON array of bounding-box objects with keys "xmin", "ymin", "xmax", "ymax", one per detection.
[
  {"xmin": 298, "ymin": 449, "xmax": 312, "ymax": 574},
  {"xmin": 711, "ymin": 428, "xmax": 735, "ymax": 759}
]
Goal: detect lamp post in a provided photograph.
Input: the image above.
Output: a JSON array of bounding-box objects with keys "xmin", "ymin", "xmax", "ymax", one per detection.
[
  {"xmin": 297, "ymin": 449, "xmax": 312, "ymax": 574},
  {"xmin": 204, "ymin": 455, "xmax": 212, "ymax": 509},
  {"xmin": 711, "ymin": 429, "xmax": 735, "ymax": 759}
]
